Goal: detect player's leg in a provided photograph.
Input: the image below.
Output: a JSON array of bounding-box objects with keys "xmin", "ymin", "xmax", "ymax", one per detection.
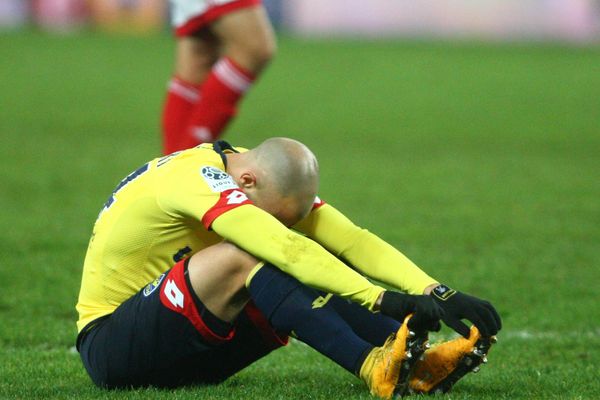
[
  {"xmin": 319, "ymin": 295, "xmax": 499, "ymax": 396},
  {"xmin": 210, "ymin": 5, "xmax": 276, "ymax": 73},
  {"xmin": 162, "ymin": 1, "xmax": 275, "ymax": 154},
  {"xmin": 246, "ymin": 263, "xmax": 430, "ymax": 398},
  {"xmin": 162, "ymin": 30, "xmax": 220, "ymax": 154},
  {"xmin": 182, "ymin": 5, "xmax": 275, "ymax": 145},
  {"xmin": 188, "ymin": 243, "xmax": 423, "ymax": 397},
  {"xmin": 324, "ymin": 290, "xmax": 498, "ymax": 395},
  {"xmin": 325, "ymin": 293, "xmax": 401, "ymax": 346},
  {"xmin": 187, "ymin": 301, "xmax": 288, "ymax": 383},
  {"xmin": 185, "ymin": 242, "xmax": 373, "ymax": 374}
]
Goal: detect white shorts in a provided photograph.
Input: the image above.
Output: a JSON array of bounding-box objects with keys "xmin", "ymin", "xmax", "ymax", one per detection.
[{"xmin": 169, "ymin": 0, "xmax": 261, "ymax": 36}]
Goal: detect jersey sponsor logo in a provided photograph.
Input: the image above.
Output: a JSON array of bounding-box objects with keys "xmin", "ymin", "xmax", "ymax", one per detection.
[
  {"xmin": 312, "ymin": 195, "xmax": 325, "ymax": 209},
  {"xmin": 226, "ymin": 190, "xmax": 248, "ymax": 205},
  {"xmin": 142, "ymin": 273, "xmax": 166, "ymax": 297},
  {"xmin": 200, "ymin": 166, "xmax": 239, "ymax": 193},
  {"xmin": 201, "ymin": 188, "xmax": 253, "ymax": 229},
  {"xmin": 311, "ymin": 293, "xmax": 333, "ymax": 309},
  {"xmin": 163, "ymin": 279, "xmax": 185, "ymax": 308}
]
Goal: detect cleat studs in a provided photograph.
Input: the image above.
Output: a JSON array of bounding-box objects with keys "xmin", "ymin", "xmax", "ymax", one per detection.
[
  {"xmin": 473, "ymin": 349, "xmax": 484, "ymax": 357},
  {"xmin": 424, "ymin": 343, "xmax": 431, "ymax": 349},
  {"xmin": 464, "ymin": 358, "xmax": 473, "ymax": 366},
  {"xmin": 419, "ymin": 354, "xmax": 425, "ymax": 361},
  {"xmin": 408, "ymin": 331, "xmax": 416, "ymax": 338},
  {"xmin": 482, "ymin": 357, "xmax": 488, "ymax": 364},
  {"xmin": 490, "ymin": 336, "xmax": 498, "ymax": 344},
  {"xmin": 405, "ymin": 351, "xmax": 413, "ymax": 359},
  {"xmin": 472, "ymin": 366, "xmax": 480, "ymax": 373}
]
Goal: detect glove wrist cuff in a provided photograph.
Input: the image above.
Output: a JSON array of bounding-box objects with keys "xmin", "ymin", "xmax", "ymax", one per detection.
[{"xmin": 431, "ymin": 284, "xmax": 457, "ymax": 301}]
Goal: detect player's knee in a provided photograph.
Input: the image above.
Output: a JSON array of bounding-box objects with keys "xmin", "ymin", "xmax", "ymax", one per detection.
[
  {"xmin": 251, "ymin": 36, "xmax": 276, "ymax": 68},
  {"xmin": 227, "ymin": 35, "xmax": 276, "ymax": 73},
  {"xmin": 187, "ymin": 241, "xmax": 258, "ymax": 279},
  {"xmin": 186, "ymin": 242, "xmax": 258, "ymax": 323},
  {"xmin": 219, "ymin": 241, "xmax": 260, "ymax": 276}
]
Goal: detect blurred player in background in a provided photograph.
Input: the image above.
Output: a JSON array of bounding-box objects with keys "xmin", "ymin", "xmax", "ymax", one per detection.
[
  {"xmin": 76, "ymin": 138, "xmax": 501, "ymax": 398},
  {"xmin": 161, "ymin": 0, "xmax": 275, "ymax": 154}
]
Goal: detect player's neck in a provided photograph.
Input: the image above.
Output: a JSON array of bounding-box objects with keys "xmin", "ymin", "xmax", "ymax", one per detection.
[
  {"xmin": 225, "ymin": 152, "xmax": 248, "ymax": 185},
  {"xmin": 224, "ymin": 152, "xmax": 238, "ymax": 174}
]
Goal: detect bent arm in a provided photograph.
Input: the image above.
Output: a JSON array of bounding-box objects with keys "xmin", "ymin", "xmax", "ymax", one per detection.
[
  {"xmin": 294, "ymin": 204, "xmax": 439, "ymax": 295},
  {"xmin": 211, "ymin": 205, "xmax": 385, "ymax": 310}
]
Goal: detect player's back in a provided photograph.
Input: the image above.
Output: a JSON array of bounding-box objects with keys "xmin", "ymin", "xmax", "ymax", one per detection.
[{"xmin": 76, "ymin": 144, "xmax": 231, "ymax": 332}]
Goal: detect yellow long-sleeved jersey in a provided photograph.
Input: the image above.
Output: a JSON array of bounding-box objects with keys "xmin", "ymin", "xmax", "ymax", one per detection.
[{"xmin": 76, "ymin": 141, "xmax": 438, "ymax": 332}]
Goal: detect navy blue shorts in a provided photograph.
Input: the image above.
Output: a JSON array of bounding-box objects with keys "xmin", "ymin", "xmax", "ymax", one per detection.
[{"xmin": 77, "ymin": 259, "xmax": 288, "ymax": 389}]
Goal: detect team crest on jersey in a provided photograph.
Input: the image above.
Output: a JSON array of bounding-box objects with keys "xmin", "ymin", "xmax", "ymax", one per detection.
[
  {"xmin": 143, "ymin": 273, "xmax": 166, "ymax": 297},
  {"xmin": 200, "ymin": 166, "xmax": 239, "ymax": 193}
]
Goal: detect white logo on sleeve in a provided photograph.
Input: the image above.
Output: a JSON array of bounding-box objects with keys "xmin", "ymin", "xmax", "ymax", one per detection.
[
  {"xmin": 200, "ymin": 166, "xmax": 239, "ymax": 193},
  {"xmin": 164, "ymin": 279, "xmax": 184, "ymax": 308},
  {"xmin": 226, "ymin": 190, "xmax": 248, "ymax": 205}
]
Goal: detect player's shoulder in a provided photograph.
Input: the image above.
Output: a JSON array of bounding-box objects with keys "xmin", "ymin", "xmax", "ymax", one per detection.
[
  {"xmin": 160, "ymin": 142, "xmax": 246, "ymax": 166},
  {"xmin": 152, "ymin": 144, "xmax": 221, "ymax": 175},
  {"xmin": 153, "ymin": 141, "xmax": 251, "ymax": 190},
  {"xmin": 164, "ymin": 143, "xmax": 222, "ymax": 163},
  {"xmin": 154, "ymin": 143, "xmax": 245, "ymax": 197}
]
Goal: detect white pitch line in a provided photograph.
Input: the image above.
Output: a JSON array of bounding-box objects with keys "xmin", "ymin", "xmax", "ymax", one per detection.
[{"xmin": 428, "ymin": 328, "xmax": 600, "ymax": 342}]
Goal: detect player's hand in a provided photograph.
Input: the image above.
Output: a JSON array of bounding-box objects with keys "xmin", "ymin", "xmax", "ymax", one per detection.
[
  {"xmin": 379, "ymin": 291, "xmax": 444, "ymax": 332},
  {"xmin": 430, "ymin": 284, "xmax": 502, "ymax": 338}
]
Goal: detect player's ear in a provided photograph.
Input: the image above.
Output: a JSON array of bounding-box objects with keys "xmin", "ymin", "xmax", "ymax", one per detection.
[{"xmin": 239, "ymin": 172, "xmax": 257, "ymax": 190}]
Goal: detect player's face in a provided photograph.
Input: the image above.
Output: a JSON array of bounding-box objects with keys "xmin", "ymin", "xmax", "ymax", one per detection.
[
  {"xmin": 235, "ymin": 167, "xmax": 316, "ymax": 226},
  {"xmin": 251, "ymin": 192, "xmax": 311, "ymax": 227}
]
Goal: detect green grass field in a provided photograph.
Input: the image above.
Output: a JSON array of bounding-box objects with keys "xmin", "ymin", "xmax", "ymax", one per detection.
[{"xmin": 1, "ymin": 31, "xmax": 599, "ymax": 399}]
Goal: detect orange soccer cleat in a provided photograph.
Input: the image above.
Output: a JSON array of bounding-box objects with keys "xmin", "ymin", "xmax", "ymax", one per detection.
[
  {"xmin": 408, "ymin": 326, "xmax": 497, "ymax": 394},
  {"xmin": 359, "ymin": 315, "xmax": 430, "ymax": 399}
]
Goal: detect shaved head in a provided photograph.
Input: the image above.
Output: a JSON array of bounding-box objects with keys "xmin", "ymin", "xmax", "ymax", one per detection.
[
  {"xmin": 252, "ymin": 137, "xmax": 319, "ymax": 197},
  {"xmin": 227, "ymin": 137, "xmax": 319, "ymax": 226}
]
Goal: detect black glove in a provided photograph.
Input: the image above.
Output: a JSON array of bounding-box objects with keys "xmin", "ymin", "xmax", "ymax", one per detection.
[
  {"xmin": 379, "ymin": 291, "xmax": 444, "ymax": 332},
  {"xmin": 431, "ymin": 284, "xmax": 502, "ymax": 338}
]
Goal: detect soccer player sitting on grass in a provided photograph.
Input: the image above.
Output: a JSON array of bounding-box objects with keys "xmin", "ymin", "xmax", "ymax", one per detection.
[{"xmin": 75, "ymin": 138, "xmax": 501, "ymax": 398}]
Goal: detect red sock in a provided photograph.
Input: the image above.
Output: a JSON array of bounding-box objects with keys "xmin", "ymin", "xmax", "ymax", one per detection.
[
  {"xmin": 186, "ymin": 57, "xmax": 255, "ymax": 146},
  {"xmin": 162, "ymin": 77, "xmax": 202, "ymax": 155}
]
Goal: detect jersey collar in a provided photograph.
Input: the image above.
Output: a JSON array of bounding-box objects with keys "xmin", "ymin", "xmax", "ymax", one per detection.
[{"xmin": 212, "ymin": 140, "xmax": 239, "ymax": 168}]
